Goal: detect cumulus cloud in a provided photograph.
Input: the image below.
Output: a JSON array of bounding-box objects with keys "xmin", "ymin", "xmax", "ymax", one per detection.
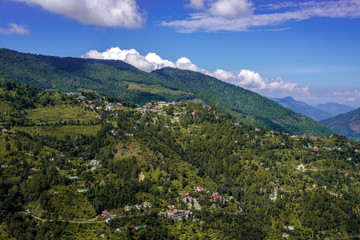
[
  {"xmin": 82, "ymin": 47, "xmax": 173, "ymax": 72},
  {"xmin": 212, "ymin": 69, "xmax": 308, "ymax": 94},
  {"xmin": 83, "ymin": 47, "xmax": 309, "ymax": 95},
  {"xmin": 162, "ymin": 0, "xmax": 360, "ymax": 32},
  {"xmin": 208, "ymin": 0, "xmax": 253, "ymax": 19},
  {"xmin": 0, "ymin": 23, "xmax": 29, "ymax": 35},
  {"xmin": 12, "ymin": 0, "xmax": 144, "ymax": 28}
]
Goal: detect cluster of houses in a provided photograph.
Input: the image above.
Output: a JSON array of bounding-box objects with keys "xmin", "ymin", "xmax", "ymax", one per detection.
[
  {"xmin": 189, "ymin": 186, "xmax": 226, "ymax": 203},
  {"xmin": 282, "ymin": 225, "xmax": 295, "ymax": 238},
  {"xmin": 137, "ymin": 101, "xmax": 177, "ymax": 116},
  {"xmin": 160, "ymin": 209, "xmax": 193, "ymax": 221},
  {"xmin": 210, "ymin": 192, "xmax": 226, "ymax": 203},
  {"xmin": 124, "ymin": 202, "xmax": 152, "ymax": 211}
]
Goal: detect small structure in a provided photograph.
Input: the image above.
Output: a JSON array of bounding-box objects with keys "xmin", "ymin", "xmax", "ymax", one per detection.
[
  {"xmin": 2, "ymin": 129, "xmax": 14, "ymax": 133},
  {"xmin": 124, "ymin": 133, "xmax": 134, "ymax": 137},
  {"xmin": 168, "ymin": 205, "xmax": 175, "ymax": 209},
  {"xmin": 69, "ymin": 176, "xmax": 78, "ymax": 180},
  {"xmin": 90, "ymin": 160, "xmax": 101, "ymax": 166},
  {"xmin": 77, "ymin": 188, "xmax": 87, "ymax": 193},
  {"xmin": 195, "ymin": 186, "xmax": 204, "ymax": 192},
  {"xmin": 135, "ymin": 225, "xmax": 146, "ymax": 230},
  {"xmin": 125, "ymin": 205, "xmax": 132, "ymax": 211},
  {"xmin": 183, "ymin": 196, "xmax": 193, "ymax": 203},
  {"xmin": 135, "ymin": 203, "xmax": 142, "ymax": 210},
  {"xmin": 53, "ymin": 190, "xmax": 59, "ymax": 194},
  {"xmin": 111, "ymin": 129, "xmax": 117, "ymax": 136},
  {"xmin": 143, "ymin": 202, "xmax": 152, "ymax": 208},
  {"xmin": 115, "ymin": 228, "xmax": 125, "ymax": 233},
  {"xmin": 102, "ymin": 210, "xmax": 110, "ymax": 218},
  {"xmin": 282, "ymin": 233, "xmax": 289, "ymax": 238},
  {"xmin": 288, "ymin": 226, "xmax": 295, "ymax": 231}
]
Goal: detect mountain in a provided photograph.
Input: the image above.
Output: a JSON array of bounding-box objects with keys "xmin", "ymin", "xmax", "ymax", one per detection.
[
  {"xmin": 0, "ymin": 48, "xmax": 333, "ymax": 136},
  {"xmin": 272, "ymin": 96, "xmax": 332, "ymax": 121},
  {"xmin": 1, "ymin": 81, "xmax": 360, "ymax": 239},
  {"xmin": 316, "ymin": 102, "xmax": 355, "ymax": 116},
  {"xmin": 320, "ymin": 108, "xmax": 360, "ymax": 141}
]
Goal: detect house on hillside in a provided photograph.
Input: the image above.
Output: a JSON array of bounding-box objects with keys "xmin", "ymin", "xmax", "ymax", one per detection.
[
  {"xmin": 135, "ymin": 203, "xmax": 142, "ymax": 210},
  {"xmin": 102, "ymin": 210, "xmax": 110, "ymax": 218},
  {"xmin": 125, "ymin": 205, "xmax": 132, "ymax": 211},
  {"xmin": 143, "ymin": 202, "xmax": 152, "ymax": 208},
  {"xmin": 195, "ymin": 186, "xmax": 204, "ymax": 192},
  {"xmin": 77, "ymin": 188, "xmax": 87, "ymax": 193},
  {"xmin": 115, "ymin": 228, "xmax": 125, "ymax": 233},
  {"xmin": 135, "ymin": 225, "xmax": 146, "ymax": 230},
  {"xmin": 90, "ymin": 160, "xmax": 101, "ymax": 166},
  {"xmin": 183, "ymin": 196, "xmax": 193, "ymax": 203}
]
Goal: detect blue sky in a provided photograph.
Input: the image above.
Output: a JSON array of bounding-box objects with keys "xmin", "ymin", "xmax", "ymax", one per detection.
[{"xmin": 1, "ymin": 0, "xmax": 360, "ymax": 107}]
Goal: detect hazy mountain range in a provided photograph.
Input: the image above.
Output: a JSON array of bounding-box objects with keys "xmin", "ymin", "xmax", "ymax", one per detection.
[{"xmin": 272, "ymin": 96, "xmax": 354, "ymax": 121}]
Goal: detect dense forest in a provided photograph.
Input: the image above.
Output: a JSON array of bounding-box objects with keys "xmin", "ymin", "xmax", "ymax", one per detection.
[
  {"xmin": 1, "ymin": 75, "xmax": 360, "ymax": 239},
  {"xmin": 0, "ymin": 48, "xmax": 332, "ymax": 136}
]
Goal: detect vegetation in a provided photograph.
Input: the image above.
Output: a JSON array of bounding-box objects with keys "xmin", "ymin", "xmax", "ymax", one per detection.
[
  {"xmin": 0, "ymin": 48, "xmax": 333, "ymax": 136},
  {"xmin": 1, "ymin": 79, "xmax": 360, "ymax": 239},
  {"xmin": 321, "ymin": 107, "xmax": 360, "ymax": 142}
]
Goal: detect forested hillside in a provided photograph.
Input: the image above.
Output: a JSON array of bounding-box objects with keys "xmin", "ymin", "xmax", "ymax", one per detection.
[
  {"xmin": 152, "ymin": 68, "xmax": 333, "ymax": 136},
  {"xmin": 1, "ymin": 77, "xmax": 360, "ymax": 239},
  {"xmin": 0, "ymin": 48, "xmax": 332, "ymax": 136},
  {"xmin": 321, "ymin": 108, "xmax": 360, "ymax": 142}
]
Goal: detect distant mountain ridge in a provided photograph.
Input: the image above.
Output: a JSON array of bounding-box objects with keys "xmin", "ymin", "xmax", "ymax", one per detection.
[
  {"xmin": 316, "ymin": 102, "xmax": 355, "ymax": 116},
  {"xmin": 0, "ymin": 48, "xmax": 333, "ymax": 136},
  {"xmin": 272, "ymin": 96, "xmax": 332, "ymax": 121},
  {"xmin": 321, "ymin": 108, "xmax": 360, "ymax": 142}
]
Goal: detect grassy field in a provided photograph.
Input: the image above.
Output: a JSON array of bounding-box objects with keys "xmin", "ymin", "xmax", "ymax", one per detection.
[
  {"xmin": 14, "ymin": 125, "xmax": 101, "ymax": 137},
  {"xmin": 125, "ymin": 81, "xmax": 193, "ymax": 96},
  {"xmin": 26, "ymin": 105, "xmax": 99, "ymax": 124}
]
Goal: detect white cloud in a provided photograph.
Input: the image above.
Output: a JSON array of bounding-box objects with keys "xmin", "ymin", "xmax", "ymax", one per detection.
[
  {"xmin": 12, "ymin": 0, "xmax": 144, "ymax": 28},
  {"xmin": 82, "ymin": 47, "xmax": 172, "ymax": 72},
  {"xmin": 83, "ymin": 47, "xmax": 309, "ymax": 95},
  {"xmin": 208, "ymin": 0, "xmax": 253, "ymax": 19},
  {"xmin": 0, "ymin": 23, "xmax": 29, "ymax": 35},
  {"xmin": 212, "ymin": 69, "xmax": 308, "ymax": 95},
  {"xmin": 322, "ymin": 90, "xmax": 360, "ymax": 107},
  {"xmin": 187, "ymin": 0, "xmax": 206, "ymax": 10},
  {"xmin": 162, "ymin": 0, "xmax": 360, "ymax": 32}
]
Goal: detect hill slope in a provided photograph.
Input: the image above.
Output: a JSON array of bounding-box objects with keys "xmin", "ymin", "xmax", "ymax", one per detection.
[
  {"xmin": 321, "ymin": 108, "xmax": 360, "ymax": 141},
  {"xmin": 0, "ymin": 48, "xmax": 332, "ymax": 136},
  {"xmin": 152, "ymin": 68, "xmax": 333, "ymax": 136},
  {"xmin": 316, "ymin": 102, "xmax": 354, "ymax": 116},
  {"xmin": 0, "ymin": 48, "xmax": 194, "ymax": 105},
  {"xmin": 272, "ymin": 96, "xmax": 332, "ymax": 121},
  {"xmin": 1, "ymin": 80, "xmax": 360, "ymax": 239}
]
